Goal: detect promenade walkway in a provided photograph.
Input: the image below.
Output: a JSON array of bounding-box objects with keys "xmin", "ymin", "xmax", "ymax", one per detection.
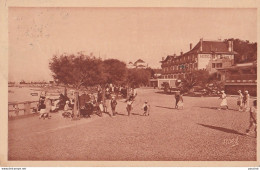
[{"xmin": 8, "ymin": 88, "xmax": 256, "ymax": 161}]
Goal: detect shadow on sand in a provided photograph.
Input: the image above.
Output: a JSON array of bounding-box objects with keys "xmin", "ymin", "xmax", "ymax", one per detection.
[
  {"xmin": 131, "ymin": 113, "xmax": 146, "ymax": 116},
  {"xmin": 197, "ymin": 123, "xmax": 245, "ymax": 136},
  {"xmin": 115, "ymin": 112, "xmax": 128, "ymax": 116},
  {"xmin": 155, "ymin": 105, "xmax": 175, "ymax": 110},
  {"xmin": 198, "ymin": 106, "xmax": 237, "ymax": 111},
  {"xmin": 155, "ymin": 91, "xmax": 174, "ymax": 95},
  {"xmin": 115, "ymin": 112, "xmax": 146, "ymax": 117}
]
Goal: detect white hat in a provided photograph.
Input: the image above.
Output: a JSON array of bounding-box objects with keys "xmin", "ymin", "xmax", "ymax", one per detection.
[
  {"xmin": 221, "ymin": 90, "xmax": 225, "ymax": 93},
  {"xmin": 66, "ymin": 101, "xmax": 69, "ymax": 103},
  {"xmin": 245, "ymin": 90, "xmax": 248, "ymax": 93}
]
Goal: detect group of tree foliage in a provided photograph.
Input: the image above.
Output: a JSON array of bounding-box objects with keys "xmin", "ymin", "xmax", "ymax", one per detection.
[
  {"xmin": 127, "ymin": 68, "xmax": 151, "ymax": 88},
  {"xmin": 49, "ymin": 53, "xmax": 152, "ymax": 89},
  {"xmin": 224, "ymin": 38, "xmax": 257, "ymax": 64},
  {"xmin": 178, "ymin": 70, "xmax": 224, "ymax": 94}
]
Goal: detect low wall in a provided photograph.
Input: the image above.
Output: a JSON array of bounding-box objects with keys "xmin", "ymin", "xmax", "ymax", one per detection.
[{"xmin": 8, "ymin": 101, "xmax": 39, "ymax": 118}]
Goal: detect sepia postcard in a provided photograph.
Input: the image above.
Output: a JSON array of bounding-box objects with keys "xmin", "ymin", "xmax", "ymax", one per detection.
[{"xmin": 0, "ymin": 0, "xmax": 260, "ymax": 167}]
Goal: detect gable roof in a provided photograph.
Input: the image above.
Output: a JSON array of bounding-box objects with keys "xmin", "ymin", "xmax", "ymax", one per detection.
[
  {"xmin": 134, "ymin": 59, "xmax": 146, "ymax": 65},
  {"xmin": 161, "ymin": 39, "xmax": 238, "ymax": 62},
  {"xmin": 184, "ymin": 40, "xmax": 237, "ymax": 55}
]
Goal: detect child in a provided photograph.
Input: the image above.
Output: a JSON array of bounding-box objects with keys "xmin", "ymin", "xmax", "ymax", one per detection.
[
  {"xmin": 246, "ymin": 100, "xmax": 257, "ymax": 137},
  {"xmin": 110, "ymin": 96, "xmax": 117, "ymax": 116},
  {"xmin": 126, "ymin": 99, "xmax": 134, "ymax": 116},
  {"xmin": 142, "ymin": 101, "xmax": 150, "ymax": 116}
]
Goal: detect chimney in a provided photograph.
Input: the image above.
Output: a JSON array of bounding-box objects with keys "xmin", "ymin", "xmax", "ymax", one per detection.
[
  {"xmin": 231, "ymin": 41, "xmax": 234, "ymax": 52},
  {"xmin": 190, "ymin": 43, "xmax": 193, "ymax": 50},
  {"xmin": 162, "ymin": 57, "xmax": 165, "ymax": 61},
  {"xmin": 200, "ymin": 38, "xmax": 203, "ymax": 51},
  {"xmin": 180, "ymin": 51, "xmax": 183, "ymax": 55},
  {"xmin": 228, "ymin": 41, "xmax": 232, "ymax": 52}
]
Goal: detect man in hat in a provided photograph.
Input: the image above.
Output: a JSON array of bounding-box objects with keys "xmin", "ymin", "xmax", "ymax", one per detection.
[
  {"xmin": 219, "ymin": 90, "xmax": 228, "ymax": 110},
  {"xmin": 126, "ymin": 98, "xmax": 134, "ymax": 116},
  {"xmin": 110, "ymin": 96, "xmax": 117, "ymax": 116},
  {"xmin": 237, "ymin": 90, "xmax": 244, "ymax": 111}
]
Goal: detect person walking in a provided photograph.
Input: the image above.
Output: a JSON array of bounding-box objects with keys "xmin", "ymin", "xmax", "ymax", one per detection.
[
  {"xmin": 110, "ymin": 96, "xmax": 117, "ymax": 116},
  {"xmin": 126, "ymin": 99, "xmax": 134, "ymax": 116},
  {"xmin": 218, "ymin": 90, "xmax": 228, "ymax": 110},
  {"xmin": 243, "ymin": 90, "xmax": 250, "ymax": 112},
  {"xmin": 45, "ymin": 96, "xmax": 52, "ymax": 119},
  {"xmin": 175, "ymin": 90, "xmax": 181, "ymax": 109},
  {"xmin": 237, "ymin": 90, "xmax": 244, "ymax": 111},
  {"xmin": 142, "ymin": 101, "xmax": 150, "ymax": 116},
  {"xmin": 246, "ymin": 100, "xmax": 257, "ymax": 137},
  {"xmin": 104, "ymin": 88, "xmax": 111, "ymax": 113},
  {"xmin": 177, "ymin": 93, "xmax": 184, "ymax": 110}
]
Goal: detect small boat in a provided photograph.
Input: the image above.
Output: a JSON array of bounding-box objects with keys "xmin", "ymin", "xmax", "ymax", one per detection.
[{"xmin": 31, "ymin": 93, "xmax": 38, "ymax": 96}]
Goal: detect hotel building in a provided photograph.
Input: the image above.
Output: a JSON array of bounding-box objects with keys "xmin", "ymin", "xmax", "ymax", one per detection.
[{"xmin": 160, "ymin": 39, "xmax": 237, "ymax": 79}]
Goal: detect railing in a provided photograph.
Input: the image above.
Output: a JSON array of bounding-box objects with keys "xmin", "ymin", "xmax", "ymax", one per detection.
[
  {"xmin": 8, "ymin": 101, "xmax": 39, "ymax": 118},
  {"xmin": 227, "ymin": 74, "xmax": 257, "ymax": 80}
]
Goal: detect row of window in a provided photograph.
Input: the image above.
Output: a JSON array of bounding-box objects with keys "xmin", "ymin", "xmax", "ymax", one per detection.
[
  {"xmin": 163, "ymin": 63, "xmax": 198, "ymax": 72},
  {"xmin": 163, "ymin": 74, "xmax": 186, "ymax": 79},
  {"xmin": 212, "ymin": 54, "xmax": 232, "ymax": 60},
  {"xmin": 212, "ymin": 63, "xmax": 222, "ymax": 68},
  {"xmin": 165, "ymin": 55, "xmax": 197, "ymax": 64}
]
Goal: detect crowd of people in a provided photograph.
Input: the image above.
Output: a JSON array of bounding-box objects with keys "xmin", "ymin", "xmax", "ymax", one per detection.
[
  {"xmin": 37, "ymin": 84, "xmax": 145, "ymax": 119},
  {"xmin": 218, "ymin": 90, "xmax": 252, "ymax": 112},
  {"xmin": 218, "ymin": 90, "xmax": 257, "ymax": 136},
  {"xmin": 173, "ymin": 89, "xmax": 257, "ymax": 137},
  {"xmin": 37, "ymin": 86, "xmax": 256, "ymax": 137}
]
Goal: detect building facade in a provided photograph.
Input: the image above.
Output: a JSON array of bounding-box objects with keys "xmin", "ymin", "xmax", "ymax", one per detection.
[
  {"xmin": 161, "ymin": 39, "xmax": 237, "ymax": 79},
  {"xmin": 127, "ymin": 59, "xmax": 148, "ymax": 69},
  {"xmin": 217, "ymin": 62, "xmax": 257, "ymax": 96}
]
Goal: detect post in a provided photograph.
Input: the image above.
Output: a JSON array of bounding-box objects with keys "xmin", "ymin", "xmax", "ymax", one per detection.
[
  {"xmin": 14, "ymin": 104, "xmax": 19, "ymax": 116},
  {"xmin": 24, "ymin": 102, "xmax": 31, "ymax": 115},
  {"xmin": 73, "ymin": 91, "xmax": 79, "ymax": 118}
]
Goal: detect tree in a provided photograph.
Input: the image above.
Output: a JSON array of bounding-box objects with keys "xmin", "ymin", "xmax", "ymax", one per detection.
[
  {"xmin": 224, "ymin": 38, "xmax": 257, "ymax": 63},
  {"xmin": 49, "ymin": 53, "xmax": 104, "ymax": 89},
  {"xmin": 145, "ymin": 67, "xmax": 155, "ymax": 78},
  {"xmin": 49, "ymin": 53, "xmax": 105, "ymax": 119},
  {"xmin": 127, "ymin": 68, "xmax": 151, "ymax": 87},
  {"xmin": 103, "ymin": 59, "xmax": 127, "ymax": 85},
  {"xmin": 180, "ymin": 70, "xmax": 210, "ymax": 92}
]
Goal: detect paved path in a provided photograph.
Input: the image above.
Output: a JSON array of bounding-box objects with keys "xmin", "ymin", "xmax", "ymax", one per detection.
[{"xmin": 8, "ymin": 88, "xmax": 256, "ymax": 161}]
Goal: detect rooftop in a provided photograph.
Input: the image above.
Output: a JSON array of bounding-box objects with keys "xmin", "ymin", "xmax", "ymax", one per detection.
[{"xmin": 162, "ymin": 39, "xmax": 238, "ymax": 62}]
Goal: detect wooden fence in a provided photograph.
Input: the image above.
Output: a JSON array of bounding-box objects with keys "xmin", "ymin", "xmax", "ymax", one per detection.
[{"xmin": 8, "ymin": 101, "xmax": 39, "ymax": 118}]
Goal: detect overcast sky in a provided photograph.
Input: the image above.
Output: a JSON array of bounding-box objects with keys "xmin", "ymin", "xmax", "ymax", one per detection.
[{"xmin": 9, "ymin": 7, "xmax": 257, "ymax": 82}]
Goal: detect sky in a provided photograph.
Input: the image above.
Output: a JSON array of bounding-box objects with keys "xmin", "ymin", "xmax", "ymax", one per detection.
[{"xmin": 8, "ymin": 7, "xmax": 257, "ymax": 82}]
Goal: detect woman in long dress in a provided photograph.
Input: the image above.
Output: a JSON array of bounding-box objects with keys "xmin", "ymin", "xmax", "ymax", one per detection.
[
  {"xmin": 219, "ymin": 90, "xmax": 228, "ymax": 110},
  {"xmin": 237, "ymin": 90, "xmax": 244, "ymax": 111},
  {"xmin": 243, "ymin": 90, "xmax": 250, "ymax": 112}
]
